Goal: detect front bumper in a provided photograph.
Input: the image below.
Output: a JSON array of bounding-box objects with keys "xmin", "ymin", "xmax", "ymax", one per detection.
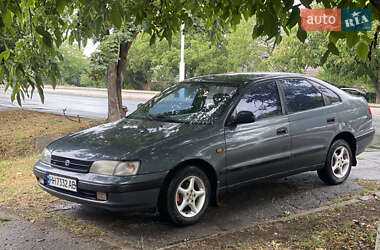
[{"xmin": 34, "ymin": 161, "xmax": 168, "ymax": 211}]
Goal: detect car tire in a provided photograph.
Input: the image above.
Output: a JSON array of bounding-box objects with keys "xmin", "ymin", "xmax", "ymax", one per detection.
[
  {"xmin": 162, "ymin": 166, "xmax": 211, "ymax": 225},
  {"xmin": 318, "ymin": 139, "xmax": 353, "ymax": 185}
]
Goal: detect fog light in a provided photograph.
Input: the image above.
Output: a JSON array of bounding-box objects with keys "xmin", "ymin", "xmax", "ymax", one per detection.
[
  {"xmin": 96, "ymin": 192, "xmax": 107, "ymax": 201},
  {"xmin": 39, "ymin": 177, "xmax": 45, "ymax": 185}
]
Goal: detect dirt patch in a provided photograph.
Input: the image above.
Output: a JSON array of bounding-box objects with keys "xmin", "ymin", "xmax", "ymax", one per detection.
[
  {"xmin": 320, "ymin": 179, "xmax": 380, "ymax": 206},
  {"xmin": 0, "ymin": 110, "xmax": 103, "ymax": 160},
  {"xmin": 173, "ymin": 198, "xmax": 380, "ymax": 249},
  {"xmin": 0, "ymin": 216, "xmax": 11, "ymax": 226},
  {"xmin": 54, "ymin": 213, "xmax": 107, "ymax": 238}
]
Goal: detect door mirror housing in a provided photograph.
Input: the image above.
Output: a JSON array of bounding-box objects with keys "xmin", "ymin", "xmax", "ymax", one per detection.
[{"xmin": 234, "ymin": 111, "xmax": 255, "ymax": 124}]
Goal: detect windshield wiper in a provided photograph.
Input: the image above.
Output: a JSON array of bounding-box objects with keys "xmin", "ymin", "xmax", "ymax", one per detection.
[
  {"xmin": 149, "ymin": 114, "xmax": 185, "ymax": 123},
  {"xmin": 146, "ymin": 113, "xmax": 155, "ymax": 120}
]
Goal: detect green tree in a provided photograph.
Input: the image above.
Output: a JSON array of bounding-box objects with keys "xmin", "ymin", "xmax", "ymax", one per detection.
[
  {"xmin": 58, "ymin": 43, "xmax": 89, "ymax": 86},
  {"xmin": 124, "ymin": 18, "xmax": 272, "ymax": 90},
  {"xmin": 262, "ymin": 30, "xmax": 326, "ymax": 72},
  {"xmin": 320, "ymin": 26, "xmax": 380, "ymax": 103},
  {"xmin": 225, "ymin": 18, "xmax": 270, "ymax": 72},
  {"xmin": 262, "ymin": 25, "xmax": 380, "ymax": 103},
  {"xmin": 123, "ymin": 34, "xmax": 155, "ymax": 90},
  {"xmin": 0, "ymin": 0, "xmax": 64, "ymax": 104}
]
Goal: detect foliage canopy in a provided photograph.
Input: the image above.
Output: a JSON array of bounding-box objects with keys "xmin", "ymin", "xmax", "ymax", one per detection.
[{"xmin": 0, "ymin": 0, "xmax": 379, "ymax": 104}]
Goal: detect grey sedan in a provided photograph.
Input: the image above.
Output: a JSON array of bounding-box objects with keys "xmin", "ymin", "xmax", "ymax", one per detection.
[{"xmin": 34, "ymin": 73, "xmax": 375, "ymax": 225}]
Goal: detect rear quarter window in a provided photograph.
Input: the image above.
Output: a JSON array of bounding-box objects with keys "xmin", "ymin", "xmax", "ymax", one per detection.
[{"xmin": 316, "ymin": 85, "xmax": 341, "ymax": 105}]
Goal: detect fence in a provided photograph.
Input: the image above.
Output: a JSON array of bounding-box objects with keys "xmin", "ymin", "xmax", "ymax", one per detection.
[{"xmin": 366, "ymin": 92, "xmax": 377, "ymax": 103}]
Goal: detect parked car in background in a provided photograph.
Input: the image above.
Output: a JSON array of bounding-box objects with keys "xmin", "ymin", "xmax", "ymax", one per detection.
[{"xmin": 34, "ymin": 73, "xmax": 375, "ymax": 225}]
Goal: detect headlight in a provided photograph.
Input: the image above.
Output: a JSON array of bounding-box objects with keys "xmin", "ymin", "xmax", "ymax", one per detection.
[
  {"xmin": 40, "ymin": 148, "xmax": 51, "ymax": 164},
  {"xmin": 89, "ymin": 161, "xmax": 140, "ymax": 176}
]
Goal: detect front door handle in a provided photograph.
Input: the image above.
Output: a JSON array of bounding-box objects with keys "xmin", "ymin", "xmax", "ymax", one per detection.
[
  {"xmin": 276, "ymin": 127, "xmax": 288, "ymax": 135},
  {"xmin": 327, "ymin": 117, "xmax": 336, "ymax": 123}
]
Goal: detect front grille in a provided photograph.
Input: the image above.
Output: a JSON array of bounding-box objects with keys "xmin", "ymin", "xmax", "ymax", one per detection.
[{"xmin": 51, "ymin": 155, "xmax": 93, "ymax": 173}]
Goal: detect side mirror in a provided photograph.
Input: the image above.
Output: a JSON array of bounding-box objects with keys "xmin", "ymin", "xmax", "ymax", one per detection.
[
  {"xmin": 235, "ymin": 111, "xmax": 255, "ymax": 124},
  {"xmin": 137, "ymin": 103, "xmax": 143, "ymax": 108}
]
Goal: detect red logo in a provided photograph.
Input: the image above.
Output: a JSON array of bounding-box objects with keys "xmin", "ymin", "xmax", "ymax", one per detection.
[{"xmin": 301, "ymin": 9, "xmax": 341, "ymax": 31}]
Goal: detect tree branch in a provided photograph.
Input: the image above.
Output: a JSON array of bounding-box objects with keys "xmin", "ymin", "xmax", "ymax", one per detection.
[
  {"xmin": 116, "ymin": 32, "xmax": 138, "ymax": 77},
  {"xmin": 370, "ymin": 0, "xmax": 380, "ymax": 13}
]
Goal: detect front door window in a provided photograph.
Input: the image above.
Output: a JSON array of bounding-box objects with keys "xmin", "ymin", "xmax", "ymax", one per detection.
[{"xmin": 234, "ymin": 81, "xmax": 282, "ymax": 121}]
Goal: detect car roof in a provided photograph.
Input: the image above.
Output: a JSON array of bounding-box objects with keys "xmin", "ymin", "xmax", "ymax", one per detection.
[{"xmin": 183, "ymin": 72, "xmax": 306, "ymax": 86}]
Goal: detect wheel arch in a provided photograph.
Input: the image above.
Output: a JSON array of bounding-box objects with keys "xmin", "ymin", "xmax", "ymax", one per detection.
[
  {"xmin": 158, "ymin": 158, "xmax": 219, "ymax": 211},
  {"xmin": 330, "ymin": 132, "xmax": 357, "ymax": 166}
]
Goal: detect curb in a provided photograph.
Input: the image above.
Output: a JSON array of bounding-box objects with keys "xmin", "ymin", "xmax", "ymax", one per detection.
[
  {"xmin": 370, "ymin": 145, "xmax": 380, "ymax": 150},
  {"xmin": 1, "ymin": 84, "xmax": 160, "ymax": 95},
  {"xmin": 43, "ymin": 87, "xmax": 158, "ymax": 101},
  {"xmin": 376, "ymin": 222, "xmax": 380, "ymax": 250},
  {"xmin": 1, "ymin": 85, "xmax": 159, "ymax": 101},
  {"xmin": 160, "ymin": 192, "xmax": 380, "ymax": 250},
  {"xmin": 44, "ymin": 85, "xmax": 160, "ymax": 94}
]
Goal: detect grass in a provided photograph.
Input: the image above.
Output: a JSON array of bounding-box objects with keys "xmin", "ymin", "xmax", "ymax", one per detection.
[
  {"xmin": 0, "ymin": 110, "xmax": 104, "ymax": 219},
  {"xmin": 0, "ymin": 110, "xmax": 102, "ymax": 160},
  {"xmin": 297, "ymin": 212, "xmax": 378, "ymax": 249},
  {"xmin": 357, "ymin": 179, "xmax": 380, "ymax": 193},
  {"xmin": 321, "ymin": 179, "xmax": 380, "ymax": 206},
  {"xmin": 54, "ymin": 213, "xmax": 107, "ymax": 238},
  {"xmin": 0, "ymin": 110, "xmax": 106, "ymax": 235},
  {"xmin": 0, "ymin": 216, "xmax": 11, "ymax": 226},
  {"xmin": 0, "ymin": 154, "xmax": 55, "ymax": 217}
]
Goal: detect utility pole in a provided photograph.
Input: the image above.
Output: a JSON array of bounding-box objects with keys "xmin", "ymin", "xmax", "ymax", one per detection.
[{"xmin": 179, "ymin": 23, "xmax": 185, "ymax": 82}]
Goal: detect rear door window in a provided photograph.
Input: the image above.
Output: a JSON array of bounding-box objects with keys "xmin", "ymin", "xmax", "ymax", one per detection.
[{"xmin": 280, "ymin": 79, "xmax": 324, "ymax": 113}]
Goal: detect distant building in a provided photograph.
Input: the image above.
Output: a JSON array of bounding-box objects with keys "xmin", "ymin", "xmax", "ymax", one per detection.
[{"xmin": 305, "ymin": 66, "xmax": 321, "ymax": 76}]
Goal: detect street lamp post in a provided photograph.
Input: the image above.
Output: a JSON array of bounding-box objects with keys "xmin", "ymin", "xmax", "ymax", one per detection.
[{"xmin": 179, "ymin": 23, "xmax": 185, "ymax": 82}]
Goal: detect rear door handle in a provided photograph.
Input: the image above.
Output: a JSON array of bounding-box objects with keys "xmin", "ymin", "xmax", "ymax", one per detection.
[
  {"xmin": 327, "ymin": 117, "xmax": 335, "ymax": 123},
  {"xmin": 276, "ymin": 127, "xmax": 288, "ymax": 135}
]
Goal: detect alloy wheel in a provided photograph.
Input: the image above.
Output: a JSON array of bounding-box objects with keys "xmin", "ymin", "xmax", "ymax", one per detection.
[
  {"xmin": 175, "ymin": 176, "xmax": 206, "ymax": 218},
  {"xmin": 331, "ymin": 146, "xmax": 350, "ymax": 178}
]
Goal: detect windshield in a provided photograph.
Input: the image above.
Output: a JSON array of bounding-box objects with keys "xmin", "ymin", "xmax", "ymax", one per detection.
[{"xmin": 131, "ymin": 83, "xmax": 237, "ymax": 123}]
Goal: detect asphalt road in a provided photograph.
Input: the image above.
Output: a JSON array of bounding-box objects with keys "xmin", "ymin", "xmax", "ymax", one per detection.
[
  {"xmin": 0, "ymin": 91, "xmax": 142, "ymax": 119},
  {"xmin": 372, "ymin": 117, "xmax": 380, "ymax": 147}
]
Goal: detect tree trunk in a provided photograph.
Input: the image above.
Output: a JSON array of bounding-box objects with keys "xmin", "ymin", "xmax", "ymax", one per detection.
[
  {"xmin": 370, "ymin": 0, "xmax": 380, "ymax": 14},
  {"xmin": 375, "ymin": 84, "xmax": 380, "ymax": 104},
  {"xmin": 107, "ymin": 37, "xmax": 137, "ymax": 121},
  {"xmin": 107, "ymin": 62, "xmax": 124, "ymax": 121},
  {"xmin": 369, "ymin": 73, "xmax": 380, "ymax": 104}
]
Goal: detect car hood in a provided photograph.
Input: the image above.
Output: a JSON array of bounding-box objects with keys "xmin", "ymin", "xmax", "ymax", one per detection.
[{"xmin": 49, "ymin": 118, "xmax": 202, "ymax": 161}]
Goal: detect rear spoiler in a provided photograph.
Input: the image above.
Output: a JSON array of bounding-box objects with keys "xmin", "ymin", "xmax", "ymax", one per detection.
[{"xmin": 340, "ymin": 88, "xmax": 366, "ymax": 96}]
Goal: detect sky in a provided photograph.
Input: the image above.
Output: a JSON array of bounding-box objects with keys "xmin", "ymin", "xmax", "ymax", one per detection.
[{"xmin": 83, "ymin": 39, "xmax": 99, "ymax": 57}]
